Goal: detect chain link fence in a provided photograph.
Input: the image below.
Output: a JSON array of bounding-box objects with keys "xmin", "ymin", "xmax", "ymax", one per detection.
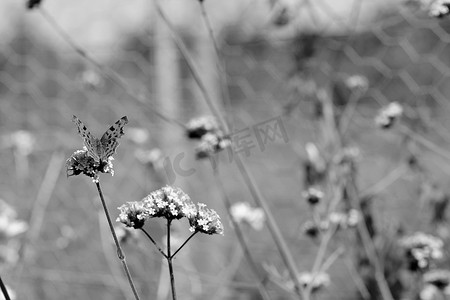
[{"xmin": 1, "ymin": 1, "xmax": 450, "ymax": 299}]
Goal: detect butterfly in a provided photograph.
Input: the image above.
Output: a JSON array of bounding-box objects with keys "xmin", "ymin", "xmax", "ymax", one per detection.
[{"xmin": 72, "ymin": 115, "xmax": 128, "ymax": 163}]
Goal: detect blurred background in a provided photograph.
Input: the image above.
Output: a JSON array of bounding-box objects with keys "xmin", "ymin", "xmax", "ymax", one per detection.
[{"xmin": 2, "ymin": 0, "xmax": 450, "ymax": 299}]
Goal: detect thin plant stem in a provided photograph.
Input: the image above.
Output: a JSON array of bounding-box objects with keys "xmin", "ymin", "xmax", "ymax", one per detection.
[
  {"xmin": 213, "ymin": 171, "xmax": 272, "ymax": 300},
  {"xmin": 95, "ymin": 181, "xmax": 141, "ymax": 300},
  {"xmin": 166, "ymin": 219, "xmax": 177, "ymax": 300},
  {"xmin": 16, "ymin": 152, "xmax": 65, "ymax": 279},
  {"xmin": 343, "ymin": 255, "xmax": 371, "ymax": 300},
  {"xmin": 347, "ymin": 180, "xmax": 394, "ymax": 300},
  {"xmin": 171, "ymin": 231, "xmax": 197, "ymax": 259},
  {"xmin": 140, "ymin": 228, "xmax": 168, "ymax": 259},
  {"xmin": 304, "ymin": 225, "xmax": 337, "ymax": 300},
  {"xmin": 97, "ymin": 212, "xmax": 134, "ymax": 299},
  {"xmin": 37, "ymin": 7, "xmax": 185, "ymax": 130},
  {"xmin": 339, "ymin": 91, "xmax": 362, "ymax": 135},
  {"xmin": 0, "ymin": 275, "xmax": 11, "ymax": 300},
  {"xmin": 318, "ymin": 246, "xmax": 344, "ymax": 274},
  {"xmin": 360, "ymin": 164, "xmax": 407, "ymax": 197},
  {"xmin": 234, "ymin": 154, "xmax": 304, "ymax": 299},
  {"xmin": 399, "ymin": 124, "xmax": 450, "ymax": 163},
  {"xmin": 153, "ymin": 1, "xmax": 303, "ymax": 297},
  {"xmin": 152, "ymin": 0, "xmax": 229, "ymax": 133},
  {"xmin": 198, "ymin": 0, "xmax": 233, "ymax": 128}
]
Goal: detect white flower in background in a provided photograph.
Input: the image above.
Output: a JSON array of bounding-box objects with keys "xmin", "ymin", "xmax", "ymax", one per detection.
[
  {"xmin": 407, "ymin": 0, "xmax": 450, "ymax": 17},
  {"xmin": 135, "ymin": 148, "xmax": 164, "ymax": 168},
  {"xmin": 375, "ymin": 102, "xmax": 403, "ymax": 129},
  {"xmin": 8, "ymin": 130, "xmax": 35, "ymax": 156},
  {"xmin": 230, "ymin": 202, "xmax": 265, "ymax": 231},
  {"xmin": 305, "ymin": 143, "xmax": 326, "ymax": 173},
  {"xmin": 127, "ymin": 127, "xmax": 150, "ymax": 145},
  {"xmin": 302, "ymin": 187, "xmax": 324, "ymax": 205},
  {"xmin": 345, "ymin": 75, "xmax": 369, "ymax": 92},
  {"xmin": 346, "ymin": 209, "xmax": 361, "ymax": 228},
  {"xmin": 186, "ymin": 116, "xmax": 220, "ymax": 139},
  {"xmin": 79, "ymin": 69, "xmax": 103, "ymax": 90},
  {"xmin": 0, "ymin": 200, "xmax": 28, "ymax": 239},
  {"xmin": 400, "ymin": 232, "xmax": 444, "ymax": 271},
  {"xmin": 298, "ymin": 272, "xmax": 330, "ymax": 292}
]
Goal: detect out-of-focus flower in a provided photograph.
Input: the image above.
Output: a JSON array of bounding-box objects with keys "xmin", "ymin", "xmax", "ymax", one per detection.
[
  {"xmin": 400, "ymin": 232, "xmax": 444, "ymax": 271},
  {"xmin": 55, "ymin": 225, "xmax": 76, "ymax": 249},
  {"xmin": 115, "ymin": 226, "xmax": 139, "ymax": 245},
  {"xmin": 66, "ymin": 148, "xmax": 114, "ymax": 181},
  {"xmin": 302, "ymin": 220, "xmax": 320, "ymax": 238},
  {"xmin": 230, "ymin": 202, "xmax": 265, "ymax": 230},
  {"xmin": 424, "ymin": 269, "xmax": 450, "ymax": 289},
  {"xmin": 329, "ymin": 212, "xmax": 348, "ymax": 228},
  {"xmin": 334, "ymin": 146, "xmax": 360, "ymax": 165},
  {"xmin": 302, "ymin": 187, "xmax": 324, "ymax": 205},
  {"xmin": 420, "ymin": 270, "xmax": 450, "ymax": 300},
  {"xmin": 327, "ymin": 209, "xmax": 361, "ymax": 230},
  {"xmin": 345, "ymin": 75, "xmax": 369, "ymax": 93},
  {"xmin": 186, "ymin": 116, "xmax": 220, "ymax": 139},
  {"xmin": 298, "ymin": 272, "xmax": 330, "ymax": 293},
  {"xmin": 271, "ymin": 4, "xmax": 291, "ymax": 27},
  {"xmin": 117, "ymin": 201, "xmax": 149, "ymax": 229},
  {"xmin": 143, "ymin": 186, "xmax": 196, "ymax": 221},
  {"xmin": 188, "ymin": 203, "xmax": 223, "ymax": 235},
  {"xmin": 304, "ymin": 143, "xmax": 327, "ymax": 186},
  {"xmin": 375, "ymin": 102, "xmax": 403, "ymax": 129},
  {"xmin": 0, "ymin": 241, "xmax": 19, "ymax": 267},
  {"xmin": 195, "ymin": 132, "xmax": 231, "ymax": 159},
  {"xmin": 420, "ymin": 284, "xmax": 442, "ymax": 300},
  {"xmin": 27, "ymin": 0, "xmax": 41, "ymax": 9},
  {"xmin": 127, "ymin": 128, "xmax": 150, "ymax": 145},
  {"xmin": 186, "ymin": 116, "xmax": 231, "ymax": 159},
  {"xmin": 135, "ymin": 148, "xmax": 164, "ymax": 169},
  {"xmin": 79, "ymin": 69, "xmax": 103, "ymax": 91},
  {"xmin": 0, "ymin": 200, "xmax": 28, "ymax": 239},
  {"xmin": 4, "ymin": 130, "xmax": 36, "ymax": 156},
  {"xmin": 346, "ymin": 209, "xmax": 361, "ymax": 228},
  {"xmin": 407, "ymin": 0, "xmax": 450, "ymax": 18}
]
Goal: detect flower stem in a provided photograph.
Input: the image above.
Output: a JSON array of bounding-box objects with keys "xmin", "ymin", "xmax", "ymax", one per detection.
[
  {"xmin": 171, "ymin": 231, "xmax": 197, "ymax": 259},
  {"xmin": 0, "ymin": 275, "xmax": 11, "ymax": 300},
  {"xmin": 95, "ymin": 181, "xmax": 141, "ymax": 300},
  {"xmin": 140, "ymin": 228, "xmax": 168, "ymax": 259},
  {"xmin": 213, "ymin": 171, "xmax": 272, "ymax": 300},
  {"xmin": 166, "ymin": 219, "xmax": 177, "ymax": 300}
]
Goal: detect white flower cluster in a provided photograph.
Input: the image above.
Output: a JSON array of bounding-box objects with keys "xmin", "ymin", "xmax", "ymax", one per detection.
[
  {"xmin": 117, "ymin": 186, "xmax": 223, "ymax": 235},
  {"xmin": 298, "ymin": 272, "xmax": 330, "ymax": 292},
  {"xmin": 302, "ymin": 187, "xmax": 324, "ymax": 205},
  {"xmin": 230, "ymin": 202, "xmax": 265, "ymax": 230},
  {"xmin": 400, "ymin": 232, "xmax": 444, "ymax": 270},
  {"xmin": 186, "ymin": 116, "xmax": 219, "ymax": 138},
  {"xmin": 66, "ymin": 148, "xmax": 114, "ymax": 182},
  {"xmin": 409, "ymin": 0, "xmax": 450, "ymax": 17},
  {"xmin": 421, "ymin": 269, "xmax": 450, "ymax": 300},
  {"xmin": 326, "ymin": 209, "xmax": 361, "ymax": 229},
  {"xmin": 185, "ymin": 116, "xmax": 231, "ymax": 159},
  {"xmin": 345, "ymin": 75, "xmax": 369, "ymax": 93},
  {"xmin": 375, "ymin": 102, "xmax": 403, "ymax": 129},
  {"xmin": 188, "ymin": 203, "xmax": 224, "ymax": 235}
]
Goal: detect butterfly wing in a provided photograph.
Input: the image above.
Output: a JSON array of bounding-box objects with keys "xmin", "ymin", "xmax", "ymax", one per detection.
[
  {"xmin": 72, "ymin": 115, "xmax": 101, "ymax": 161},
  {"xmin": 99, "ymin": 116, "xmax": 128, "ymax": 160}
]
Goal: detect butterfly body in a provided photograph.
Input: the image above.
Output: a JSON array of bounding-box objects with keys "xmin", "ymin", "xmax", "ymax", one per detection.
[{"xmin": 73, "ymin": 116, "xmax": 128, "ymax": 162}]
